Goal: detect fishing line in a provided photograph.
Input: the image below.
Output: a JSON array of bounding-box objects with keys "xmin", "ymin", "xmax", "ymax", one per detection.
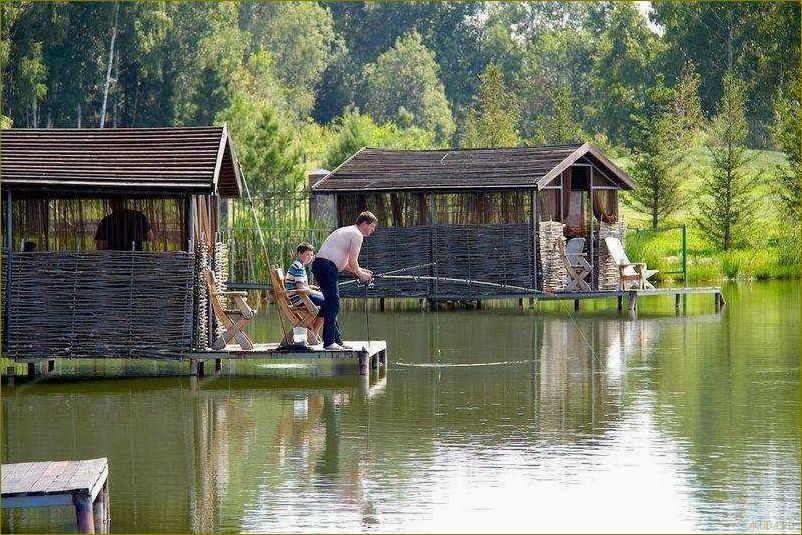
[{"xmin": 237, "ymin": 163, "xmax": 288, "ymax": 339}]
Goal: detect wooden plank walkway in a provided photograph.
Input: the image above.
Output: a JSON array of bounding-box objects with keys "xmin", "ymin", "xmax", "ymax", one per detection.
[
  {"xmin": 2, "ymin": 458, "xmax": 110, "ymax": 534},
  {"xmin": 187, "ymin": 340, "xmax": 388, "ymax": 376}
]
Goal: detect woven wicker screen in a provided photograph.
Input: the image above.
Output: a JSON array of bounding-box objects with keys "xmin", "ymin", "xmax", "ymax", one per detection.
[
  {"xmin": 338, "ymin": 223, "xmax": 534, "ymax": 299},
  {"xmin": 3, "ymin": 197, "xmax": 185, "ymax": 252},
  {"xmin": 2, "ymin": 251, "xmax": 195, "ymax": 359},
  {"xmin": 336, "ymin": 191, "xmax": 532, "ymax": 227}
]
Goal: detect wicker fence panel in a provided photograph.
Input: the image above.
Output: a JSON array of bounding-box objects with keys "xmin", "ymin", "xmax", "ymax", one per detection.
[
  {"xmin": 432, "ymin": 223, "xmax": 534, "ymax": 297},
  {"xmin": 4, "ymin": 251, "xmax": 195, "ymax": 360},
  {"xmin": 340, "ymin": 226, "xmax": 430, "ymax": 298},
  {"xmin": 337, "ymin": 223, "xmax": 534, "ymax": 299}
]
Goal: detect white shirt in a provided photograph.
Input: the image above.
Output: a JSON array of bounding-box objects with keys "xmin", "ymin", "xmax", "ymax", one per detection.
[{"xmin": 316, "ymin": 225, "xmax": 364, "ymax": 271}]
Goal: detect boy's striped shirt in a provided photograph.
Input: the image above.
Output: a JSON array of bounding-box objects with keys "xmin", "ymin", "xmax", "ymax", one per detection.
[{"xmin": 284, "ymin": 259, "xmax": 307, "ymax": 306}]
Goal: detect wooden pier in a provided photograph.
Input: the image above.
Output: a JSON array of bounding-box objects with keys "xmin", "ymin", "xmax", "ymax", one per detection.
[
  {"xmin": 186, "ymin": 340, "xmax": 388, "ymax": 376},
  {"xmin": 2, "ymin": 458, "xmax": 110, "ymax": 534}
]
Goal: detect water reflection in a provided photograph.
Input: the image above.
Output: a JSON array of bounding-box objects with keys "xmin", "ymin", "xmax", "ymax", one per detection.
[{"xmin": 2, "ymin": 282, "xmax": 799, "ymax": 533}]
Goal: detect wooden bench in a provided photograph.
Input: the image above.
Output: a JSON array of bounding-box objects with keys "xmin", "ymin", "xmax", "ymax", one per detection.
[{"xmin": 2, "ymin": 458, "xmax": 110, "ymax": 534}]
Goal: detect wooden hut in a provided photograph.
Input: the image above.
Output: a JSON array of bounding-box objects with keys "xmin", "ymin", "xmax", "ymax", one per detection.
[
  {"xmin": 310, "ymin": 142, "xmax": 634, "ymax": 299},
  {"xmin": 1, "ymin": 126, "xmax": 243, "ymax": 361}
]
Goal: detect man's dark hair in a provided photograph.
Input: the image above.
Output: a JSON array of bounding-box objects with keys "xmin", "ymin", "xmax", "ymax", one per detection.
[
  {"xmin": 355, "ymin": 211, "xmax": 378, "ymax": 226},
  {"xmin": 297, "ymin": 242, "xmax": 314, "ymax": 255}
]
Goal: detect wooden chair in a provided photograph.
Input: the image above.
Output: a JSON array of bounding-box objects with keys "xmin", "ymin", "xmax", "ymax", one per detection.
[
  {"xmin": 603, "ymin": 237, "xmax": 658, "ymax": 290},
  {"xmin": 203, "ymin": 268, "xmax": 256, "ymax": 350},
  {"xmin": 268, "ymin": 265, "xmax": 321, "ymax": 346},
  {"xmin": 557, "ymin": 239, "xmax": 591, "ymax": 291}
]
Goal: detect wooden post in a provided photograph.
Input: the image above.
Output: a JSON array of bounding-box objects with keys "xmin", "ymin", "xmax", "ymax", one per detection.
[
  {"xmin": 675, "ymin": 294, "xmax": 681, "ymax": 310},
  {"xmin": 73, "ymin": 493, "xmax": 95, "ymax": 534},
  {"xmin": 379, "ymin": 298, "xmax": 385, "ymax": 311},
  {"xmin": 628, "ymin": 292, "xmax": 638, "ymax": 313},
  {"xmin": 92, "ymin": 482, "xmax": 110, "ymax": 534},
  {"xmin": 574, "ymin": 299, "xmax": 580, "ymax": 311},
  {"xmin": 189, "ymin": 359, "xmax": 199, "ymax": 376},
  {"xmin": 371, "ymin": 353, "xmax": 379, "ymax": 370},
  {"xmin": 5, "ymin": 190, "xmax": 12, "ymax": 348},
  {"xmin": 531, "ymin": 189, "xmax": 539, "ymax": 290},
  {"xmin": 197, "ymin": 360, "xmax": 205, "ymax": 377},
  {"xmin": 518, "ymin": 298, "xmax": 524, "ymax": 309},
  {"xmin": 358, "ymin": 352, "xmax": 368, "ymax": 376},
  {"xmin": 185, "ymin": 196, "xmax": 195, "ymax": 252},
  {"xmin": 428, "ymin": 194, "xmax": 436, "ymax": 299},
  {"xmin": 617, "ymin": 295, "xmax": 623, "ymax": 311},
  {"xmin": 589, "ymin": 167, "xmax": 595, "ymax": 290}
]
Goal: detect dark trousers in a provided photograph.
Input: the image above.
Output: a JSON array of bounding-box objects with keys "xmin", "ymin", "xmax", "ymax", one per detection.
[{"xmin": 311, "ymin": 257, "xmax": 342, "ymax": 346}]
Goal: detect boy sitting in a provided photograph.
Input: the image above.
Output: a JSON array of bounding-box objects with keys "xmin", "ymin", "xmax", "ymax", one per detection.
[{"xmin": 285, "ymin": 243, "xmax": 325, "ymax": 343}]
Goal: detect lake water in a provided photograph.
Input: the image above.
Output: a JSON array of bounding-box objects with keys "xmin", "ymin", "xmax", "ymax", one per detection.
[{"xmin": 2, "ymin": 281, "xmax": 799, "ymax": 533}]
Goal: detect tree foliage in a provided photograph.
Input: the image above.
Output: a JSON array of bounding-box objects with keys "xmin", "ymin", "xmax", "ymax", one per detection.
[
  {"xmin": 361, "ymin": 31, "xmax": 454, "ymax": 143},
  {"xmin": 695, "ymin": 73, "xmax": 760, "ymax": 250},
  {"xmin": 772, "ymin": 81, "xmax": 801, "ymax": 222},
  {"xmin": 625, "ymin": 82, "xmax": 684, "ymax": 229},
  {"xmin": 461, "ymin": 64, "xmax": 519, "ymax": 148}
]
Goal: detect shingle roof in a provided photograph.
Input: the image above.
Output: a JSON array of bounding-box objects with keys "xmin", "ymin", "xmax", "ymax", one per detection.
[
  {"xmin": 311, "ymin": 142, "xmax": 634, "ymax": 192},
  {"xmin": 1, "ymin": 126, "xmax": 243, "ymax": 197}
]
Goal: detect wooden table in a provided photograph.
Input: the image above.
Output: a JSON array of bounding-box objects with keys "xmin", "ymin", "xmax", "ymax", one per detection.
[{"xmin": 2, "ymin": 458, "xmax": 109, "ymax": 534}]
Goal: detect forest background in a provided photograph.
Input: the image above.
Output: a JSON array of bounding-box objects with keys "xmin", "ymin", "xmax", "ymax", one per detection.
[{"xmin": 2, "ymin": 1, "xmax": 800, "ymax": 282}]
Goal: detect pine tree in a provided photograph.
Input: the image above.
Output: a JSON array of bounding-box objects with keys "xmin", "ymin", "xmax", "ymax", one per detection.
[
  {"xmin": 772, "ymin": 82, "xmax": 801, "ymax": 222},
  {"xmin": 532, "ymin": 85, "xmax": 583, "ymax": 145},
  {"xmin": 461, "ymin": 64, "xmax": 519, "ymax": 148},
  {"xmin": 670, "ymin": 61, "xmax": 706, "ymax": 147},
  {"xmin": 626, "ymin": 111, "xmax": 684, "ymax": 229},
  {"xmin": 695, "ymin": 72, "xmax": 760, "ymax": 250}
]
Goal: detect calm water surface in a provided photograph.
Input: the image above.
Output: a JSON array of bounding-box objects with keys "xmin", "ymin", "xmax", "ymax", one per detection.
[{"xmin": 2, "ymin": 282, "xmax": 799, "ymax": 533}]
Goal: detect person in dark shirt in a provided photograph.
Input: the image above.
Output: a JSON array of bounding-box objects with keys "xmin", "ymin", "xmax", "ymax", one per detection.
[{"xmin": 95, "ymin": 199, "xmax": 154, "ymax": 251}]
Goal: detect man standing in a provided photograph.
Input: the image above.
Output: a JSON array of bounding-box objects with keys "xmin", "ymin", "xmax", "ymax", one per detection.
[
  {"xmin": 312, "ymin": 211, "xmax": 377, "ymax": 350},
  {"xmin": 95, "ymin": 199, "xmax": 154, "ymax": 250}
]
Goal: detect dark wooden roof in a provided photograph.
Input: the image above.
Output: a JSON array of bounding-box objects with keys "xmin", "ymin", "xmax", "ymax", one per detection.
[
  {"xmin": 311, "ymin": 142, "xmax": 634, "ymax": 193},
  {"xmin": 1, "ymin": 126, "xmax": 243, "ymax": 197}
]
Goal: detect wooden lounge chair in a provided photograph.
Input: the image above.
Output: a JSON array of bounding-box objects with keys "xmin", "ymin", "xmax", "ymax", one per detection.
[
  {"xmin": 603, "ymin": 236, "xmax": 658, "ymax": 290},
  {"xmin": 203, "ymin": 268, "xmax": 256, "ymax": 350},
  {"xmin": 268, "ymin": 265, "xmax": 321, "ymax": 346},
  {"xmin": 563, "ymin": 238, "xmax": 591, "ymax": 292}
]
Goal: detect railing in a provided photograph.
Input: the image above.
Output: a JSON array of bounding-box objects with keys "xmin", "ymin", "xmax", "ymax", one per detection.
[{"xmin": 626, "ymin": 224, "xmax": 688, "ymax": 284}]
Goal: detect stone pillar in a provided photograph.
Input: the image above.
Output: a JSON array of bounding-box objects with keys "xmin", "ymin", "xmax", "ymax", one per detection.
[{"xmin": 308, "ymin": 169, "xmax": 336, "ymax": 228}]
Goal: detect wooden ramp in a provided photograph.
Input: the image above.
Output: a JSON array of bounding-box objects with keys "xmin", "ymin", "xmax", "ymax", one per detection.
[
  {"xmin": 2, "ymin": 458, "xmax": 110, "ymax": 534},
  {"xmin": 187, "ymin": 340, "xmax": 388, "ymax": 376}
]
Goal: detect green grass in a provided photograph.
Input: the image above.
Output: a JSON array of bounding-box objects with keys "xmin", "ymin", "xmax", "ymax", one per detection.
[{"xmin": 610, "ymin": 143, "xmax": 797, "ymax": 283}]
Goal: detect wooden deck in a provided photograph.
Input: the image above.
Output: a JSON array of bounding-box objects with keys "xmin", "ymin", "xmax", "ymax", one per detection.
[
  {"xmin": 186, "ymin": 340, "xmax": 388, "ymax": 376},
  {"xmin": 2, "ymin": 458, "xmax": 110, "ymax": 534}
]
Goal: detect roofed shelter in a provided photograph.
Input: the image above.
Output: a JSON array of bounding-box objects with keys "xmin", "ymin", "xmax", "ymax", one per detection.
[
  {"xmin": 1, "ymin": 126, "xmax": 243, "ymax": 360},
  {"xmin": 311, "ymin": 142, "xmax": 633, "ymax": 299}
]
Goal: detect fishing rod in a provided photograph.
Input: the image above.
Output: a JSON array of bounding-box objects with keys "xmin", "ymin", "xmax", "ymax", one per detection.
[
  {"xmin": 338, "ymin": 262, "xmax": 436, "ymax": 287},
  {"xmin": 367, "ymin": 274, "xmax": 542, "ymax": 294}
]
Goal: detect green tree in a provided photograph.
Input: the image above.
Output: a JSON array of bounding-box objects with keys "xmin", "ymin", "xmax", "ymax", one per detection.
[
  {"xmin": 695, "ymin": 73, "xmax": 760, "ymax": 250},
  {"xmin": 516, "ymin": 27, "xmax": 595, "ymax": 141},
  {"xmin": 772, "ymin": 81, "xmax": 801, "ymax": 222},
  {"xmin": 243, "ymin": 2, "xmax": 341, "ymax": 122},
  {"xmin": 587, "ymin": 3, "xmax": 662, "ymax": 145},
  {"xmin": 462, "ymin": 64, "xmax": 519, "ymax": 148},
  {"xmin": 670, "ymin": 61, "xmax": 706, "ymax": 147},
  {"xmin": 652, "ymin": 1, "xmax": 800, "ymax": 144},
  {"xmin": 531, "ymin": 85, "xmax": 583, "ymax": 145},
  {"xmin": 218, "ymin": 92, "xmax": 305, "ymax": 196},
  {"xmin": 362, "ymin": 31, "xmax": 454, "ymax": 143},
  {"xmin": 323, "ymin": 109, "xmax": 436, "ymax": 170},
  {"xmin": 625, "ymin": 83, "xmax": 684, "ymax": 229}
]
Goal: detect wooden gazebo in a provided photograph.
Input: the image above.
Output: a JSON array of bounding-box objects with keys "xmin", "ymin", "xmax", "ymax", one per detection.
[
  {"xmin": 1, "ymin": 126, "xmax": 243, "ymax": 361},
  {"xmin": 311, "ymin": 142, "xmax": 634, "ymax": 300}
]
